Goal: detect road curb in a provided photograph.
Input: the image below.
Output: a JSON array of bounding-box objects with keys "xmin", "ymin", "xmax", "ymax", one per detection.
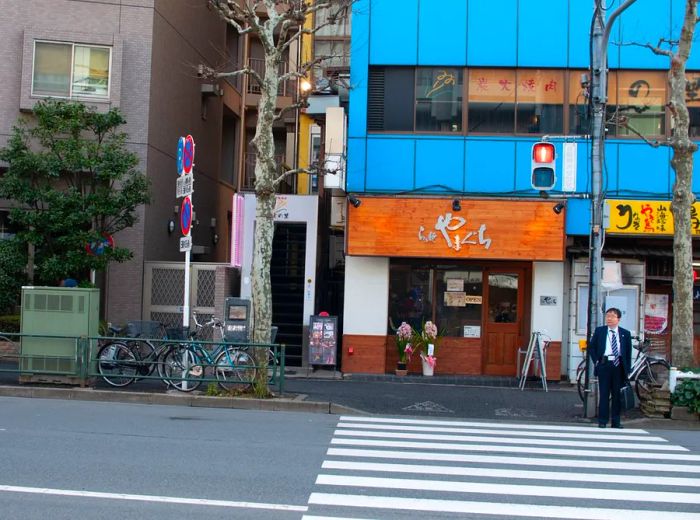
[{"xmin": 0, "ymin": 385, "xmax": 343, "ymax": 415}]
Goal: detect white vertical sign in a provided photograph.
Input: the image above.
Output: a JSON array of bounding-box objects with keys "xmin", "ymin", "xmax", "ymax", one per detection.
[{"xmin": 562, "ymin": 142, "xmax": 577, "ymax": 192}]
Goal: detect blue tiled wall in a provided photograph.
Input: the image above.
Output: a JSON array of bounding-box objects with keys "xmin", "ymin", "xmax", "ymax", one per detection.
[{"xmin": 351, "ymin": 0, "xmax": 697, "ymax": 235}]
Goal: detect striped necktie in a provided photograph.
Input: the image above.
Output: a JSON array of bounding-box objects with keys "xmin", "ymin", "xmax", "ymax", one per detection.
[{"xmin": 610, "ymin": 330, "xmax": 620, "ymax": 366}]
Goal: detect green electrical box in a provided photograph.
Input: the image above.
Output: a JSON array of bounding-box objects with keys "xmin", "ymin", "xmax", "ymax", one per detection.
[{"xmin": 20, "ymin": 286, "xmax": 100, "ymax": 384}]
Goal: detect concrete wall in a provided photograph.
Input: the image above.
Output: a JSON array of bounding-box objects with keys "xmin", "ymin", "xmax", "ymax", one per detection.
[{"xmin": 342, "ymin": 256, "xmax": 389, "ymax": 335}]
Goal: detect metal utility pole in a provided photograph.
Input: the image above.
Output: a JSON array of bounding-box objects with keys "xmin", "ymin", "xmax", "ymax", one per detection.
[{"xmin": 584, "ymin": 0, "xmax": 637, "ymax": 418}]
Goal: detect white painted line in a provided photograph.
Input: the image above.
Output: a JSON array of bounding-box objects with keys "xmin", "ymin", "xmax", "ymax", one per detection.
[
  {"xmin": 330, "ymin": 438, "xmax": 700, "ymax": 461},
  {"xmin": 339, "ymin": 415, "xmax": 649, "ymax": 434},
  {"xmin": 321, "ymin": 460, "xmax": 700, "ymax": 487},
  {"xmin": 327, "ymin": 447, "xmax": 700, "ymax": 473},
  {"xmin": 337, "ymin": 422, "xmax": 667, "ymax": 442},
  {"xmin": 302, "ymin": 516, "xmax": 378, "ymax": 520},
  {"xmin": 308, "ymin": 493, "xmax": 700, "ymax": 520},
  {"xmin": 0, "ymin": 485, "xmax": 308, "ymax": 512},
  {"xmin": 331, "ymin": 438, "xmax": 700, "ymax": 461},
  {"xmin": 333, "ymin": 429, "xmax": 685, "ymax": 451},
  {"xmin": 316, "ymin": 474, "xmax": 700, "ymax": 505}
]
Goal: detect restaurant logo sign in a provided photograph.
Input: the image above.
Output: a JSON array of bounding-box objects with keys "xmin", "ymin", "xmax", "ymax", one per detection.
[{"xmin": 418, "ymin": 212, "xmax": 492, "ymax": 252}]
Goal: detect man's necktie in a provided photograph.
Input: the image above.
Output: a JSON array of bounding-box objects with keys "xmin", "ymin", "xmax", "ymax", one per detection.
[{"xmin": 610, "ymin": 330, "xmax": 620, "ymax": 366}]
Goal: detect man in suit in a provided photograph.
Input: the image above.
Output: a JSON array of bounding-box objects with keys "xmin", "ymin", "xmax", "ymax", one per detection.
[{"xmin": 589, "ymin": 307, "xmax": 632, "ymax": 428}]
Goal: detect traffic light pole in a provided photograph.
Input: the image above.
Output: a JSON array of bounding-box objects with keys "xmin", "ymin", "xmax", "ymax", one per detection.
[{"xmin": 584, "ymin": 0, "xmax": 637, "ymax": 418}]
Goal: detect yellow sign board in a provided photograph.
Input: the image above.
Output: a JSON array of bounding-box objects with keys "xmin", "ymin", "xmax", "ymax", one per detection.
[{"xmin": 606, "ymin": 199, "xmax": 700, "ymax": 235}]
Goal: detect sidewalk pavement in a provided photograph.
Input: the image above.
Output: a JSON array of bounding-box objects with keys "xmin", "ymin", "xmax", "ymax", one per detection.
[{"xmin": 1, "ymin": 367, "xmax": 698, "ymax": 430}]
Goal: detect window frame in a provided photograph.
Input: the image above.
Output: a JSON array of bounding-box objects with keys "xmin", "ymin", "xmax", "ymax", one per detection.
[
  {"xmin": 367, "ymin": 65, "xmax": 674, "ymax": 140},
  {"xmin": 31, "ymin": 39, "xmax": 113, "ymax": 100}
]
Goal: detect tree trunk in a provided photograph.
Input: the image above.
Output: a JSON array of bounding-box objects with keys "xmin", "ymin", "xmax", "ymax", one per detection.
[
  {"xmin": 250, "ymin": 46, "xmax": 281, "ymax": 396},
  {"xmin": 668, "ymin": 0, "xmax": 698, "ymax": 368}
]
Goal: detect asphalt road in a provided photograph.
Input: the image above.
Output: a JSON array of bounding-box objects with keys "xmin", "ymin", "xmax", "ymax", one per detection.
[
  {"xmin": 0, "ymin": 397, "xmax": 336, "ymax": 520},
  {"xmin": 2, "ymin": 397, "xmax": 700, "ymax": 520}
]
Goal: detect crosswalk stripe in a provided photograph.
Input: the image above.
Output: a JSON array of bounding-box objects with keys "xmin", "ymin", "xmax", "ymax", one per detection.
[
  {"xmin": 339, "ymin": 415, "xmax": 649, "ymax": 433},
  {"xmin": 327, "ymin": 447, "xmax": 700, "ymax": 473},
  {"xmin": 308, "ymin": 493, "xmax": 700, "ymax": 520},
  {"xmin": 330, "ymin": 438, "xmax": 700, "ymax": 461},
  {"xmin": 316, "ymin": 474, "xmax": 700, "ymax": 504},
  {"xmin": 333, "ymin": 428, "xmax": 686, "ymax": 451},
  {"xmin": 321, "ymin": 460, "xmax": 700, "ymax": 487},
  {"xmin": 337, "ymin": 422, "xmax": 667, "ymax": 442}
]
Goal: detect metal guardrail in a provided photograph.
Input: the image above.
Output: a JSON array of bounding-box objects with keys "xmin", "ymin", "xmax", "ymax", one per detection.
[{"xmin": 0, "ymin": 331, "xmax": 285, "ymax": 394}]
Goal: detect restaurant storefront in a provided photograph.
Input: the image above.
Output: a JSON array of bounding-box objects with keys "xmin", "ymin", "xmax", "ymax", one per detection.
[{"xmin": 341, "ymin": 197, "xmax": 567, "ymax": 378}]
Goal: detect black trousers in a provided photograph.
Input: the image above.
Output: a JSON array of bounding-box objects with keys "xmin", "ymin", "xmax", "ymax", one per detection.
[{"xmin": 597, "ymin": 359, "xmax": 625, "ymax": 426}]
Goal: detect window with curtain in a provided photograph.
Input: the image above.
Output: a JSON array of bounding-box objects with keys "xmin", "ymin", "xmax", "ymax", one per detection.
[
  {"xmin": 515, "ymin": 69, "xmax": 564, "ymax": 134},
  {"xmin": 415, "ymin": 68, "xmax": 463, "ymax": 132},
  {"xmin": 614, "ymin": 71, "xmax": 666, "ymax": 137},
  {"xmin": 33, "ymin": 41, "xmax": 111, "ymax": 99},
  {"xmin": 467, "ymin": 69, "xmax": 516, "ymax": 133}
]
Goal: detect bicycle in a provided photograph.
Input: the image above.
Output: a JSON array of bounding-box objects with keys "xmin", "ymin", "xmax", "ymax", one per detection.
[
  {"xmin": 576, "ymin": 335, "xmax": 671, "ymax": 401},
  {"xmin": 96, "ymin": 321, "xmax": 178, "ymax": 388},
  {"xmin": 160, "ymin": 313, "xmax": 256, "ymax": 392}
]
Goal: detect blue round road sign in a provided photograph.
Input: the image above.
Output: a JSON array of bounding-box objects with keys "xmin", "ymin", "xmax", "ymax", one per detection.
[
  {"xmin": 176, "ymin": 137, "xmax": 185, "ymax": 175},
  {"xmin": 181, "ymin": 196, "xmax": 192, "ymax": 236}
]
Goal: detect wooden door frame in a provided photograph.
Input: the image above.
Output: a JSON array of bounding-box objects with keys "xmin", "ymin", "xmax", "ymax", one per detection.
[{"xmin": 481, "ymin": 262, "xmax": 532, "ymax": 375}]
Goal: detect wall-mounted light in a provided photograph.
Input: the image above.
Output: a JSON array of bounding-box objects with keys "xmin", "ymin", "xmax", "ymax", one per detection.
[
  {"xmin": 167, "ymin": 218, "xmax": 175, "ymax": 234},
  {"xmin": 553, "ymin": 201, "xmax": 566, "ymax": 214},
  {"xmin": 452, "ymin": 198, "xmax": 462, "ymax": 212},
  {"xmin": 348, "ymin": 195, "xmax": 361, "ymax": 208},
  {"xmin": 212, "ymin": 232, "xmax": 219, "ymax": 245}
]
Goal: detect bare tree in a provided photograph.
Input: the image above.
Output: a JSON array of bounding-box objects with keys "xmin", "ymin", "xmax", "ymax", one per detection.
[
  {"xmin": 206, "ymin": 0, "xmax": 353, "ymax": 396},
  {"xmin": 617, "ymin": 0, "xmax": 699, "ymax": 367}
]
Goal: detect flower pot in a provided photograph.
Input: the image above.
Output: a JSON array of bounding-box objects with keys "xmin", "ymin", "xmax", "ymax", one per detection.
[
  {"xmin": 420, "ymin": 355, "xmax": 435, "ymax": 376},
  {"xmin": 395, "ymin": 362, "xmax": 407, "ymax": 376}
]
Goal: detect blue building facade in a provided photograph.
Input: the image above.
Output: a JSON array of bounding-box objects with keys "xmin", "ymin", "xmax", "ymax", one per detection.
[{"xmin": 341, "ymin": 0, "xmax": 700, "ymax": 378}]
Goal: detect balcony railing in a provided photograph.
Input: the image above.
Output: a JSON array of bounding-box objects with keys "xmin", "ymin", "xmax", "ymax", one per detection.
[
  {"xmin": 246, "ymin": 58, "xmax": 296, "ymax": 97},
  {"xmin": 243, "ymin": 153, "xmax": 294, "ymax": 194}
]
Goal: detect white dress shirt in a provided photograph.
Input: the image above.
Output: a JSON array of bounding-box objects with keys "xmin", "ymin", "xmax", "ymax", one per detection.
[{"xmin": 604, "ymin": 328, "xmax": 619, "ymax": 357}]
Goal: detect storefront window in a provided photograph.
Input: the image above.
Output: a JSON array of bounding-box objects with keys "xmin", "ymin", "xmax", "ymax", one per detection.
[
  {"xmin": 568, "ymin": 70, "xmax": 590, "ymax": 135},
  {"xmin": 389, "ymin": 265, "xmax": 432, "ymax": 333},
  {"xmin": 615, "ymin": 71, "xmax": 666, "ymax": 137},
  {"xmin": 436, "ymin": 269, "xmax": 483, "ymax": 337},
  {"xmin": 390, "ymin": 261, "xmax": 489, "ymax": 338},
  {"xmin": 686, "ymin": 73, "xmax": 700, "ymax": 138}
]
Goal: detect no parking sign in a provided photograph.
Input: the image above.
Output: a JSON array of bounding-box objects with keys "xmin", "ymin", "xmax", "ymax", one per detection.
[{"xmin": 181, "ymin": 196, "xmax": 193, "ymax": 236}]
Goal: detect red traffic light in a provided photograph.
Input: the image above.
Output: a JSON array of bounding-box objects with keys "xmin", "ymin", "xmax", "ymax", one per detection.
[{"xmin": 533, "ymin": 142, "xmax": 555, "ymax": 163}]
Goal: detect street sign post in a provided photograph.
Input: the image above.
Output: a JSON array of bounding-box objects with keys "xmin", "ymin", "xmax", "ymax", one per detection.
[
  {"xmin": 179, "ymin": 236, "xmax": 192, "ymax": 252},
  {"xmin": 180, "ymin": 196, "xmax": 192, "ymax": 236}
]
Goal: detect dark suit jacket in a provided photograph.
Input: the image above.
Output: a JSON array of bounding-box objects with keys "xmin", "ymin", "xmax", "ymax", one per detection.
[{"xmin": 589, "ymin": 324, "xmax": 633, "ymax": 377}]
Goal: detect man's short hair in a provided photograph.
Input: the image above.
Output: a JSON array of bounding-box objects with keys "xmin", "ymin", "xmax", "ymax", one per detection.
[{"xmin": 605, "ymin": 307, "xmax": 622, "ymax": 319}]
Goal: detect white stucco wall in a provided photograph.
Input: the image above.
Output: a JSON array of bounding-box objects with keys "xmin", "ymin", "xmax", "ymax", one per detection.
[
  {"xmin": 531, "ymin": 261, "xmax": 565, "ymax": 342},
  {"xmin": 343, "ymin": 256, "xmax": 389, "ymax": 335}
]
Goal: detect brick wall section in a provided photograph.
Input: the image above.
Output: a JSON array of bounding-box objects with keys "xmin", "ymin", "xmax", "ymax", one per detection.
[
  {"xmin": 0, "ymin": 340, "xmax": 19, "ymax": 357},
  {"xmin": 341, "ymin": 335, "xmax": 387, "ymax": 374},
  {"xmin": 345, "ymin": 335, "xmax": 562, "ymax": 381}
]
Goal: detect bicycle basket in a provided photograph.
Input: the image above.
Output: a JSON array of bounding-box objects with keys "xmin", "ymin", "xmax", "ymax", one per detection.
[
  {"xmin": 165, "ymin": 327, "xmax": 188, "ymax": 341},
  {"xmin": 126, "ymin": 320, "xmax": 163, "ymax": 338}
]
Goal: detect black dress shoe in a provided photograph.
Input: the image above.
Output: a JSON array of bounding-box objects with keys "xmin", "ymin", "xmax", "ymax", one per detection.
[{"xmin": 598, "ymin": 424, "xmax": 606, "ymax": 428}]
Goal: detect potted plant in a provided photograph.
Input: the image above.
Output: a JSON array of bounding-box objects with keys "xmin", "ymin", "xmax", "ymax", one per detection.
[
  {"xmin": 413, "ymin": 320, "xmax": 439, "ymax": 376},
  {"xmin": 395, "ymin": 321, "xmax": 414, "ymax": 376},
  {"xmin": 670, "ymin": 378, "xmax": 700, "ymax": 421}
]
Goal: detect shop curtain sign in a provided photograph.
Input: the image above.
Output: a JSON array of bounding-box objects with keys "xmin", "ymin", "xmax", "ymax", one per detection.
[
  {"xmin": 418, "ymin": 212, "xmax": 492, "ymax": 252},
  {"xmin": 644, "ymin": 294, "xmax": 669, "ymax": 334}
]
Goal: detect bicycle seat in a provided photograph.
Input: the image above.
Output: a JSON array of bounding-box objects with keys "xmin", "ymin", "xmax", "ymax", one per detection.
[{"xmin": 109, "ymin": 325, "xmax": 124, "ymax": 335}]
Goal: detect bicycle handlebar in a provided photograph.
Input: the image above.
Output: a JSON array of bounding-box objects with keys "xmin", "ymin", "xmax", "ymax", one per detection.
[{"xmin": 191, "ymin": 311, "xmax": 223, "ymax": 330}]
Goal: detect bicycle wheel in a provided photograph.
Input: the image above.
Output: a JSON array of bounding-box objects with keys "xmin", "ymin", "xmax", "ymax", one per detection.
[
  {"xmin": 97, "ymin": 342, "xmax": 137, "ymax": 387},
  {"xmin": 576, "ymin": 361, "xmax": 586, "ymax": 402},
  {"xmin": 128, "ymin": 340, "xmax": 157, "ymax": 378},
  {"xmin": 161, "ymin": 345, "xmax": 203, "ymax": 392},
  {"xmin": 215, "ymin": 347, "xmax": 256, "ymax": 391},
  {"xmin": 635, "ymin": 359, "xmax": 670, "ymax": 400},
  {"xmin": 267, "ymin": 347, "xmax": 279, "ymax": 383}
]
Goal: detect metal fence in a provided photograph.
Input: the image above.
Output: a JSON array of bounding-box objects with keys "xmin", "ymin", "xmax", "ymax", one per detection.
[{"xmin": 0, "ymin": 331, "xmax": 285, "ymax": 394}]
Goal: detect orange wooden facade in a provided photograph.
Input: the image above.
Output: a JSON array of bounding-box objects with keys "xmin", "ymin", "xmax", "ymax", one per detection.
[{"xmin": 347, "ymin": 197, "xmax": 565, "ymax": 261}]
